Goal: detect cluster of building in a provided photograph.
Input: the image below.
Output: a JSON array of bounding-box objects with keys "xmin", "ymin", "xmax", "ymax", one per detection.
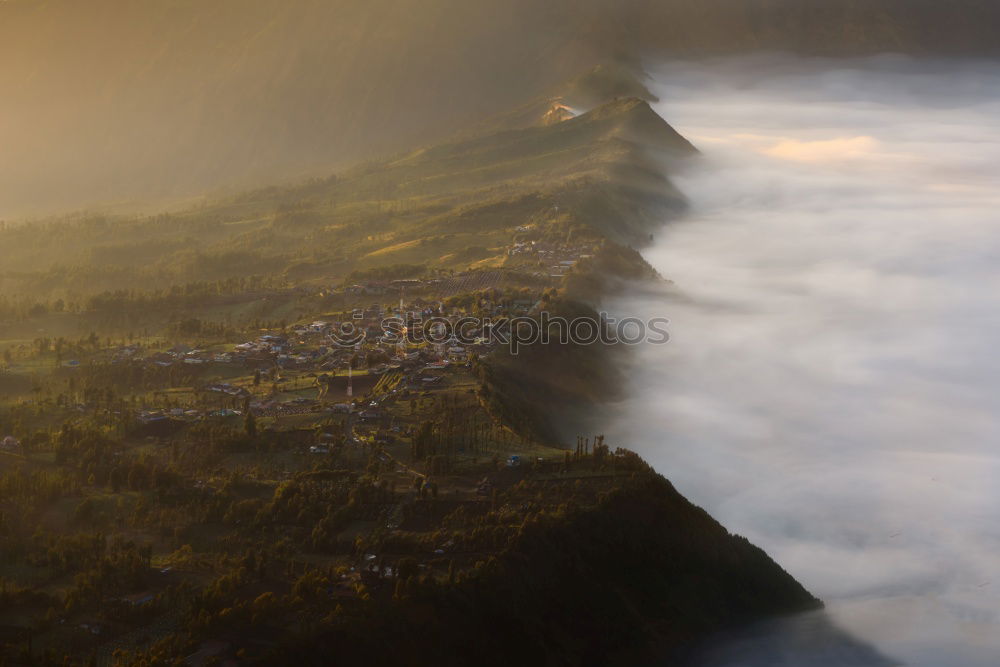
[
  {"xmin": 505, "ymin": 232, "xmax": 596, "ymax": 279},
  {"xmin": 136, "ymin": 407, "xmax": 241, "ymax": 426},
  {"xmin": 1, "ymin": 435, "xmax": 21, "ymax": 453}
]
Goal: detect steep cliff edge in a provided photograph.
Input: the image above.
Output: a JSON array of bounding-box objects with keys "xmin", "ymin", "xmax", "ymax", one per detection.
[{"xmin": 283, "ymin": 470, "xmax": 821, "ymax": 667}]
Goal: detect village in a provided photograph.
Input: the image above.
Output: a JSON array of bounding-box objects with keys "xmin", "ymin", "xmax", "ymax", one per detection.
[
  {"xmin": 24, "ymin": 226, "xmax": 602, "ymax": 442},
  {"xmin": 0, "ymin": 265, "xmax": 648, "ymax": 664},
  {"xmin": 91, "ymin": 288, "xmax": 529, "ymax": 430},
  {"xmin": 0, "ymin": 197, "xmax": 647, "ymax": 664}
]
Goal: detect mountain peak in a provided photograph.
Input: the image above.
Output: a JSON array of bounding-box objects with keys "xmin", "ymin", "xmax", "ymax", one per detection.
[{"xmin": 578, "ymin": 97, "xmax": 699, "ymax": 155}]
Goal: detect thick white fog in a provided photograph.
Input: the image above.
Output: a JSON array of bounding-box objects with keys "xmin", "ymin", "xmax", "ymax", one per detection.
[{"xmin": 609, "ymin": 55, "xmax": 1000, "ymax": 665}]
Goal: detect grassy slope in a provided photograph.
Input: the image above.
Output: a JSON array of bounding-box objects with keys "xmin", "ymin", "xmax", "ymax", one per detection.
[{"xmin": 0, "ymin": 96, "xmax": 692, "ymax": 300}]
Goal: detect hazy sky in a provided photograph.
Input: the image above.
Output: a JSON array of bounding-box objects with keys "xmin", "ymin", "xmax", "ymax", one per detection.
[
  {"xmin": 5, "ymin": 1, "xmax": 998, "ymax": 220},
  {"xmin": 608, "ymin": 55, "xmax": 1000, "ymax": 665}
]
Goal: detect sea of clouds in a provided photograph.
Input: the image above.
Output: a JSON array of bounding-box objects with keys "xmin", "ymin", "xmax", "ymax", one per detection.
[{"xmin": 608, "ymin": 55, "xmax": 1000, "ymax": 666}]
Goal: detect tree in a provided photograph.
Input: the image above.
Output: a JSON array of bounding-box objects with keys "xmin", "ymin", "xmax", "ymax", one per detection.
[
  {"xmin": 244, "ymin": 410, "xmax": 257, "ymax": 438},
  {"xmin": 127, "ymin": 464, "xmax": 146, "ymax": 491},
  {"xmin": 411, "ymin": 421, "xmax": 434, "ymax": 460},
  {"xmin": 396, "ymin": 557, "xmax": 419, "ymax": 583},
  {"xmin": 109, "ymin": 467, "xmax": 122, "ymax": 493}
]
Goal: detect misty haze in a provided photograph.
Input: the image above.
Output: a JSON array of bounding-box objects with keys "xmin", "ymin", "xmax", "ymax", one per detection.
[{"xmin": 609, "ymin": 56, "xmax": 1000, "ymax": 666}]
